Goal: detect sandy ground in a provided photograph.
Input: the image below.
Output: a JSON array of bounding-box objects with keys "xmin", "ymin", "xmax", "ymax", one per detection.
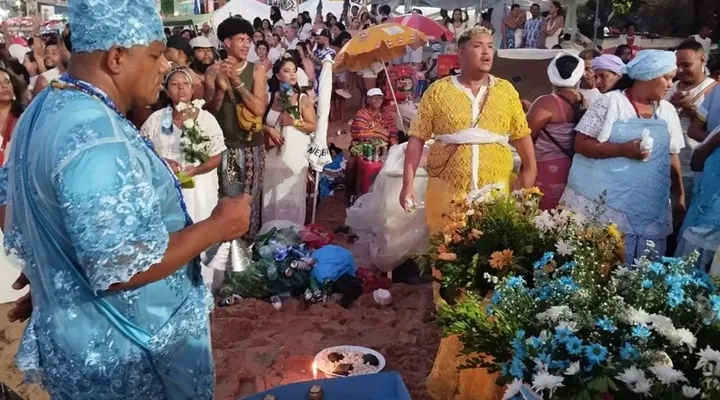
[{"xmin": 0, "ymin": 115, "xmax": 440, "ymax": 399}]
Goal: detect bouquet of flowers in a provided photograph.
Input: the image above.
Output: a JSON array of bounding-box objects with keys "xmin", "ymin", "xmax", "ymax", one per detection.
[
  {"xmin": 437, "ymin": 245, "xmax": 720, "ymax": 399},
  {"xmin": 419, "ymin": 185, "xmax": 623, "ymax": 297},
  {"xmin": 176, "ymin": 99, "xmax": 210, "ymax": 188}
]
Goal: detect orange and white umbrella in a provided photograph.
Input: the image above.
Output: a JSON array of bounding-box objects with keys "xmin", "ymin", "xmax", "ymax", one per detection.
[{"xmin": 333, "ymin": 23, "xmax": 427, "ymax": 72}]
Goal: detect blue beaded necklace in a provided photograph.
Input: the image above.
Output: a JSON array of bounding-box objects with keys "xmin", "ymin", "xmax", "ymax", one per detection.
[{"xmin": 58, "ymin": 75, "xmax": 193, "ymax": 227}]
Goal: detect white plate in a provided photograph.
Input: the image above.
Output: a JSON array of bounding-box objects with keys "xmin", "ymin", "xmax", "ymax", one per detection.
[{"xmin": 314, "ymin": 345, "xmax": 386, "ymax": 378}]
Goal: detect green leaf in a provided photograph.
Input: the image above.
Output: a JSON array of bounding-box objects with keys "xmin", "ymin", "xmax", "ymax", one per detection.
[{"xmin": 586, "ymin": 376, "xmax": 609, "ymax": 392}]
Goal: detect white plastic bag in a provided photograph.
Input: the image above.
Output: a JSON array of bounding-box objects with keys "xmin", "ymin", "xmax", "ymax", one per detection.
[{"xmin": 346, "ymin": 143, "xmax": 430, "ymax": 272}]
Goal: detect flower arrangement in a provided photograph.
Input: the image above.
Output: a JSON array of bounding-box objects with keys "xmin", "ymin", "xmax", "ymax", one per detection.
[
  {"xmin": 418, "ymin": 185, "xmax": 623, "ymax": 297},
  {"xmin": 175, "ymin": 99, "xmax": 210, "ymax": 188},
  {"xmin": 437, "ymin": 245, "xmax": 720, "ymax": 399}
]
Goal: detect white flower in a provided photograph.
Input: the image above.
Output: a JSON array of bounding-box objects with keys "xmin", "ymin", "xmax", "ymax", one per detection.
[
  {"xmin": 649, "ymin": 365, "xmax": 687, "ymax": 385},
  {"xmin": 535, "ymin": 306, "xmax": 572, "ymax": 322},
  {"xmin": 625, "ymin": 307, "xmax": 651, "ymax": 325},
  {"xmin": 191, "ymin": 99, "xmax": 206, "ymax": 109},
  {"xmin": 570, "ymin": 212, "xmax": 586, "ymax": 227},
  {"xmin": 681, "ymin": 385, "xmax": 701, "ymax": 398},
  {"xmin": 632, "ymin": 379, "xmax": 652, "ymax": 394},
  {"xmin": 183, "ymin": 119, "xmax": 195, "ymax": 129},
  {"xmin": 616, "ymin": 366, "xmax": 646, "ymax": 385},
  {"xmin": 502, "ymin": 379, "xmax": 523, "ymax": 400},
  {"xmin": 180, "ymin": 137, "xmax": 191, "ymax": 147},
  {"xmin": 533, "ymin": 211, "xmax": 556, "ymax": 232},
  {"xmin": 555, "ymin": 239, "xmax": 573, "ymax": 256},
  {"xmin": 648, "ymin": 313, "xmax": 675, "ymax": 334},
  {"xmin": 695, "ymin": 346, "xmax": 720, "ymax": 376},
  {"xmin": 175, "ymin": 102, "xmax": 188, "ymax": 112},
  {"xmin": 665, "ymin": 328, "xmax": 697, "ymax": 349},
  {"xmin": 553, "ymin": 209, "xmax": 572, "ymax": 226},
  {"xmin": 466, "ymin": 183, "xmax": 504, "ymax": 204},
  {"xmin": 531, "ymin": 371, "xmax": 564, "ymax": 396},
  {"xmin": 556, "ymin": 320, "xmax": 578, "ymax": 332},
  {"xmin": 564, "ymin": 362, "xmax": 580, "ymax": 376}
]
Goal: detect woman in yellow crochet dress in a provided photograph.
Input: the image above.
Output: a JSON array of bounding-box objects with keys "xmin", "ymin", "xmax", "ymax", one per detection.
[{"xmin": 400, "ymin": 26, "xmax": 536, "ymax": 400}]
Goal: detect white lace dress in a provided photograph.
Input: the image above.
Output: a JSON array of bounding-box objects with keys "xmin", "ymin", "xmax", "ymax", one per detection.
[
  {"xmin": 141, "ymin": 108, "xmax": 227, "ymax": 287},
  {"xmin": 263, "ymin": 96, "xmax": 311, "ymax": 226}
]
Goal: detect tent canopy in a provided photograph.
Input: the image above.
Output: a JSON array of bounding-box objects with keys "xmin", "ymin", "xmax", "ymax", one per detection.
[
  {"xmin": 163, "ymin": 14, "xmax": 213, "ymax": 28},
  {"xmin": 212, "ymin": 0, "xmax": 295, "ymax": 30}
]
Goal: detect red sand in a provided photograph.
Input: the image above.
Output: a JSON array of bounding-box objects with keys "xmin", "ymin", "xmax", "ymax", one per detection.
[{"xmin": 212, "ymin": 284, "xmax": 439, "ymax": 400}]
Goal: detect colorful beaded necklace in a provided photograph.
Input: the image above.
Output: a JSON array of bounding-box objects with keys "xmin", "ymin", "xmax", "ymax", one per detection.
[{"xmin": 56, "ymin": 75, "xmax": 193, "ymax": 227}]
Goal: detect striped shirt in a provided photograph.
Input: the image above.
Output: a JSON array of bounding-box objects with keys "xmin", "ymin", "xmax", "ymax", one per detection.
[
  {"xmin": 350, "ymin": 107, "xmax": 398, "ymax": 144},
  {"xmin": 522, "ymin": 17, "xmax": 544, "ymax": 48}
]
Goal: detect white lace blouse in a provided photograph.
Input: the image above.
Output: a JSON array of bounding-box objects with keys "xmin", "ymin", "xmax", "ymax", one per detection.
[{"xmin": 140, "ymin": 107, "xmax": 227, "ymax": 166}]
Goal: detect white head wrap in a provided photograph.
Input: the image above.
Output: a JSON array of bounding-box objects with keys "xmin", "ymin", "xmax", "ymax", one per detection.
[{"xmin": 547, "ymin": 52, "xmax": 585, "ymax": 88}]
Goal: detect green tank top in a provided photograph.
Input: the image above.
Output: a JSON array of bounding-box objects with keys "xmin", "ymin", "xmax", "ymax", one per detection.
[{"xmin": 216, "ymin": 61, "xmax": 263, "ymax": 149}]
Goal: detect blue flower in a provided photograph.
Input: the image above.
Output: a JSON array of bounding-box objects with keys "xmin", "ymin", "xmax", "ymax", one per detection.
[
  {"xmin": 527, "ymin": 336, "xmax": 544, "ymax": 349},
  {"xmin": 491, "ymin": 292, "xmax": 502, "ymax": 305},
  {"xmin": 536, "ymin": 352, "xmax": 552, "ymax": 368},
  {"xmin": 553, "ymin": 326, "xmax": 573, "ymax": 344},
  {"xmin": 500, "ymin": 362, "xmax": 509, "ymax": 376},
  {"xmin": 710, "ymin": 295, "xmax": 720, "ymax": 319},
  {"xmin": 667, "ymin": 287, "xmax": 685, "ymax": 308},
  {"xmin": 485, "ymin": 304, "xmax": 495, "ymax": 316},
  {"xmin": 559, "ymin": 261, "xmax": 577, "ymax": 272},
  {"xmin": 648, "ymin": 262, "xmax": 666, "ymax": 275},
  {"xmin": 619, "ymin": 342, "xmax": 639, "ymax": 361},
  {"xmin": 509, "ymin": 356, "xmax": 526, "ymax": 379},
  {"xmin": 529, "ymin": 284, "xmax": 553, "ymax": 301},
  {"xmin": 595, "ymin": 317, "xmax": 617, "ymax": 333},
  {"xmin": 533, "ymin": 252, "xmax": 555, "ymax": 270},
  {"xmin": 584, "ymin": 343, "xmax": 608, "ymax": 364},
  {"xmin": 507, "ymin": 276, "xmax": 526, "ymax": 288},
  {"xmin": 556, "ymin": 276, "xmax": 579, "ymax": 293},
  {"xmin": 632, "ymin": 325, "xmax": 652, "ymax": 339},
  {"xmin": 641, "ymin": 279, "xmax": 653, "ymax": 289},
  {"xmin": 512, "ymin": 330, "xmax": 527, "ymax": 358},
  {"xmin": 565, "ymin": 336, "xmax": 583, "ymax": 355}
]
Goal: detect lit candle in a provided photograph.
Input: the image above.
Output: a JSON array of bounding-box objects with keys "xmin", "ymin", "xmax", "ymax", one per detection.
[{"xmin": 312, "ymin": 361, "xmax": 318, "ymax": 379}]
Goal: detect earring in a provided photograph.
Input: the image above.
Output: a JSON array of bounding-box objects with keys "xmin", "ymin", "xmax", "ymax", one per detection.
[{"xmin": 12, "ymin": 95, "xmax": 15, "ymax": 101}]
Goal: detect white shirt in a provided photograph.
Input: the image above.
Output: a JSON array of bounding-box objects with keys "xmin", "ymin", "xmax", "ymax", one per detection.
[
  {"xmin": 284, "ymin": 37, "xmax": 299, "ymax": 50},
  {"xmin": 41, "ymin": 68, "xmax": 60, "ymax": 82},
  {"xmin": 203, "ymin": 32, "xmax": 220, "ymax": 48},
  {"xmin": 691, "ymin": 34, "xmax": 712, "ymax": 58},
  {"xmin": 665, "ymin": 77, "xmax": 716, "ymax": 177},
  {"xmin": 579, "ymin": 88, "xmax": 603, "ymax": 106},
  {"xmin": 575, "ymin": 90, "xmax": 684, "ymax": 154},
  {"xmin": 247, "ymin": 44, "xmax": 259, "ymax": 63},
  {"xmin": 268, "ymin": 45, "xmax": 284, "ymax": 64},
  {"xmin": 298, "ymin": 23, "xmax": 313, "ymax": 41}
]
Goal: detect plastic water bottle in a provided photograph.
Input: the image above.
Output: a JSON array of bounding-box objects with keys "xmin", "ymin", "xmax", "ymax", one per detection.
[
  {"xmin": 640, "ymin": 129, "xmax": 654, "ymax": 161},
  {"xmin": 258, "ymin": 244, "xmax": 276, "ymax": 260}
]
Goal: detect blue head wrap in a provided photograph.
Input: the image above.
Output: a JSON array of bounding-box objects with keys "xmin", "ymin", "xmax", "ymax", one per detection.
[
  {"xmin": 625, "ymin": 50, "xmax": 677, "ymax": 81},
  {"xmin": 70, "ymin": 0, "xmax": 165, "ymax": 53}
]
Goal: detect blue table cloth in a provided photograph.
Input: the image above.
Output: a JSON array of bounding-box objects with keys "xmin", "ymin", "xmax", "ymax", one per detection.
[{"xmin": 241, "ymin": 372, "xmax": 411, "ymax": 400}]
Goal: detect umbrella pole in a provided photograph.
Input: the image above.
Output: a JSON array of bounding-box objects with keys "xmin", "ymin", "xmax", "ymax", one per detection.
[
  {"xmin": 311, "ymin": 170, "xmax": 320, "ymax": 224},
  {"xmin": 381, "ymin": 55, "xmax": 405, "ymax": 132}
]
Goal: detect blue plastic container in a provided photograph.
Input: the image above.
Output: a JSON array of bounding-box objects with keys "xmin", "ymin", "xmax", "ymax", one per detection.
[{"xmin": 241, "ymin": 372, "xmax": 411, "ymax": 400}]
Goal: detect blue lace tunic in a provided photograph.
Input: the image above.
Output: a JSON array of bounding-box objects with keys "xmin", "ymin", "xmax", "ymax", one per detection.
[{"xmin": 0, "ymin": 84, "xmax": 214, "ymax": 399}]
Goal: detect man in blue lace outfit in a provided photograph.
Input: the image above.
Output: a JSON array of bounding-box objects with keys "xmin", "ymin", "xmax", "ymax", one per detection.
[{"xmin": 0, "ymin": 0, "xmax": 250, "ymax": 398}]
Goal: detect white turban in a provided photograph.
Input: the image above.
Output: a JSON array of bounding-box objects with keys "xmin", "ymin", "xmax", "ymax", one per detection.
[{"xmin": 547, "ymin": 52, "xmax": 585, "ymax": 88}]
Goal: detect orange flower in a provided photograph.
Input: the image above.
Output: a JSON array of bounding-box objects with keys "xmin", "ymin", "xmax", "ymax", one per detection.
[
  {"xmin": 438, "ymin": 252, "xmax": 458, "ymax": 261},
  {"xmin": 489, "ymin": 249, "xmax": 514, "ymax": 270},
  {"xmin": 469, "ymin": 229, "xmax": 483, "ymax": 240}
]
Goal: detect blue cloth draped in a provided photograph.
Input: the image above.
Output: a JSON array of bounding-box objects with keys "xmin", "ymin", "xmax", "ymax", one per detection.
[
  {"xmin": 3, "ymin": 85, "xmax": 214, "ymax": 399},
  {"xmin": 676, "ymin": 144, "xmax": 720, "ymax": 267},
  {"xmin": 566, "ymin": 116, "xmax": 672, "ymax": 261}
]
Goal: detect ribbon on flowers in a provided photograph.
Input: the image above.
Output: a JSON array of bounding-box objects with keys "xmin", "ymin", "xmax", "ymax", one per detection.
[{"xmin": 435, "ymin": 127, "xmax": 511, "ymax": 191}]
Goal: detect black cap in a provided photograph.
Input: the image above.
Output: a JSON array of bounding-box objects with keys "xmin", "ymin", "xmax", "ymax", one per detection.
[
  {"xmin": 318, "ymin": 29, "xmax": 331, "ymax": 38},
  {"xmin": 167, "ymin": 35, "xmax": 192, "ymax": 59}
]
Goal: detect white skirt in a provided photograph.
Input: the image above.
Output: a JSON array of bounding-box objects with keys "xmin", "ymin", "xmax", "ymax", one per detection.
[{"xmin": 182, "ymin": 171, "xmax": 222, "ymax": 289}]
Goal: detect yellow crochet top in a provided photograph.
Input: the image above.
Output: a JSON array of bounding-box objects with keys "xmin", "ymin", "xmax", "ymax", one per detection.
[{"xmin": 409, "ymin": 76, "xmax": 530, "ymax": 232}]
